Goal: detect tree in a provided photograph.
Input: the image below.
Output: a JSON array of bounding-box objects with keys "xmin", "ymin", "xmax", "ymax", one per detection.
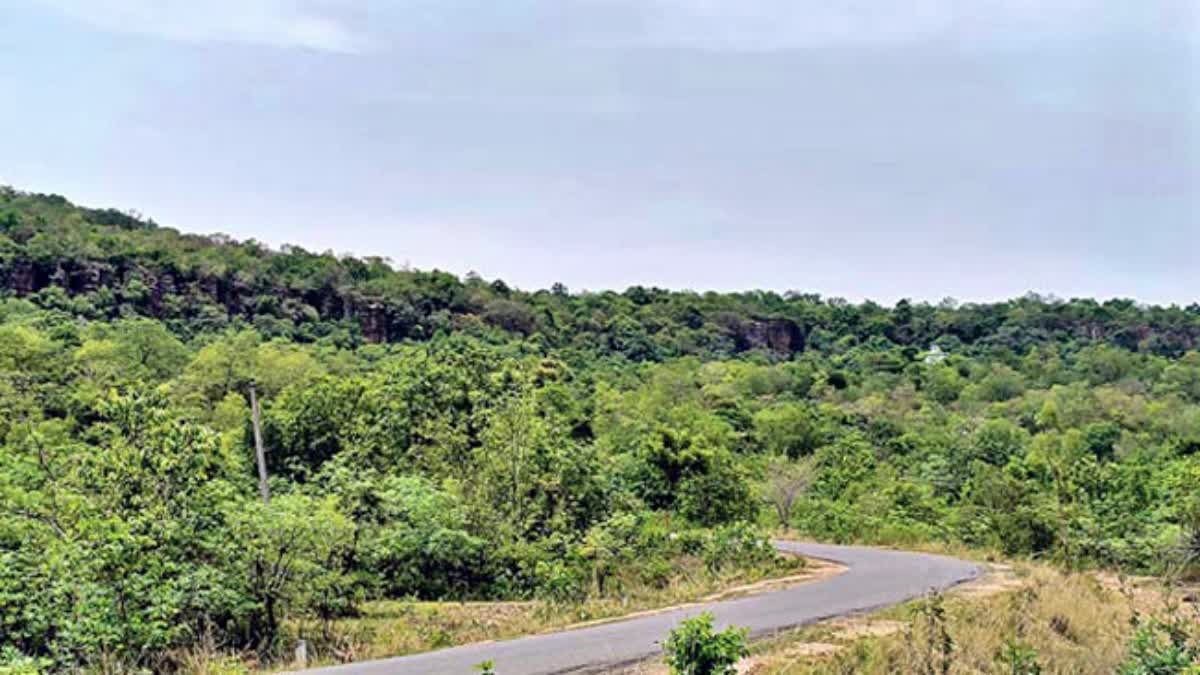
[
  {"xmin": 0, "ymin": 392, "xmax": 245, "ymax": 669},
  {"xmin": 924, "ymin": 365, "xmax": 966, "ymax": 404},
  {"xmin": 753, "ymin": 403, "xmax": 823, "ymax": 459},
  {"xmin": 174, "ymin": 331, "xmax": 324, "ymax": 421},
  {"xmin": 765, "ymin": 456, "xmax": 815, "ymax": 526},
  {"xmin": 677, "ymin": 457, "xmax": 756, "ymax": 527},
  {"xmin": 972, "ymin": 419, "xmax": 1028, "ymax": 466},
  {"xmin": 1161, "ymin": 352, "xmax": 1200, "ymax": 402},
  {"xmin": 321, "ymin": 467, "xmax": 487, "ymax": 598},
  {"xmin": 225, "ymin": 494, "xmax": 354, "ymax": 654},
  {"xmin": 470, "ymin": 388, "xmax": 607, "ymax": 540},
  {"xmin": 975, "ymin": 365, "xmax": 1026, "ymax": 403}
]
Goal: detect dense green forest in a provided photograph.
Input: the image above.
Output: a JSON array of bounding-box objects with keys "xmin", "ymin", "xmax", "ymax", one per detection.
[{"xmin": 1, "ymin": 187, "xmax": 1198, "ymax": 672}]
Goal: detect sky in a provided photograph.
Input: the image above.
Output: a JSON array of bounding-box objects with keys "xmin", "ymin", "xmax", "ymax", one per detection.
[{"xmin": 1, "ymin": 1, "xmax": 1197, "ymax": 304}]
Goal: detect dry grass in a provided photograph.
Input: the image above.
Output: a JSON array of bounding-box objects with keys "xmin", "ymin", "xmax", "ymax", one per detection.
[
  {"xmin": 551, "ymin": 559, "xmax": 1200, "ymax": 675},
  {"xmin": 281, "ymin": 553, "xmax": 821, "ymax": 670},
  {"xmin": 222, "ymin": 551, "xmax": 1196, "ymax": 675},
  {"xmin": 738, "ymin": 562, "xmax": 1200, "ymax": 675}
]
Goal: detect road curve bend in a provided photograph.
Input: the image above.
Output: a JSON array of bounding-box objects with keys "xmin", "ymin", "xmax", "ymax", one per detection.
[{"xmin": 298, "ymin": 542, "xmax": 980, "ymax": 675}]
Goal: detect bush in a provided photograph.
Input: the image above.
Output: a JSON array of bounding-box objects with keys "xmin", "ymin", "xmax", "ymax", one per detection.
[
  {"xmin": 677, "ymin": 461, "xmax": 756, "ymax": 527},
  {"xmin": 1119, "ymin": 618, "xmax": 1200, "ymax": 675},
  {"xmin": 663, "ymin": 612, "xmax": 748, "ymax": 675},
  {"xmin": 997, "ymin": 639, "xmax": 1043, "ymax": 675},
  {"xmin": 533, "ymin": 558, "xmax": 589, "ymax": 604},
  {"xmin": 702, "ymin": 522, "xmax": 778, "ymax": 575},
  {"xmin": 0, "ymin": 649, "xmax": 46, "ymax": 675}
]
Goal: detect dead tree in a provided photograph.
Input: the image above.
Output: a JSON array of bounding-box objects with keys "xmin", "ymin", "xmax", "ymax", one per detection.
[{"xmin": 249, "ymin": 380, "xmax": 269, "ymax": 504}]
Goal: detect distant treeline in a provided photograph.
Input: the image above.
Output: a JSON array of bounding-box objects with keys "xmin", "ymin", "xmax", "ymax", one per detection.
[{"xmin": 3, "ymin": 186, "xmax": 1198, "ymax": 357}]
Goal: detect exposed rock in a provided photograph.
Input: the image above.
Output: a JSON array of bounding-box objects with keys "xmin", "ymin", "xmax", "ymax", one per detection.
[
  {"xmin": 8, "ymin": 258, "xmax": 35, "ymax": 294},
  {"xmin": 358, "ymin": 300, "xmax": 390, "ymax": 343},
  {"xmin": 732, "ymin": 317, "xmax": 805, "ymax": 354},
  {"xmin": 66, "ymin": 262, "xmax": 107, "ymax": 294}
]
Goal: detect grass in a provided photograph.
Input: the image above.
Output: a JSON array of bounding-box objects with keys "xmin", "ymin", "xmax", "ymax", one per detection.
[
  {"xmin": 735, "ymin": 562, "xmax": 1199, "ymax": 675},
  {"xmin": 281, "ymin": 552, "xmax": 810, "ymax": 670},
  {"xmin": 211, "ymin": 539, "xmax": 1199, "ymax": 675}
]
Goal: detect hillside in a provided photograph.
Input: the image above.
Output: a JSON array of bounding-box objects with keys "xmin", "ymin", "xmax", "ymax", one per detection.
[
  {"xmin": 0, "ymin": 186, "xmax": 1197, "ymax": 674},
  {"xmin": 3, "ymin": 187, "xmax": 1199, "ymax": 357}
]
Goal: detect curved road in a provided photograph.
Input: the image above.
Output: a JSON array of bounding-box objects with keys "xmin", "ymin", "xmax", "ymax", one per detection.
[{"xmin": 299, "ymin": 542, "xmax": 980, "ymax": 675}]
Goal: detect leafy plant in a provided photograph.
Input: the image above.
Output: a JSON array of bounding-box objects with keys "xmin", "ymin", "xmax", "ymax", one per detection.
[
  {"xmin": 0, "ymin": 648, "xmax": 47, "ymax": 675},
  {"xmin": 1119, "ymin": 618, "xmax": 1200, "ymax": 675},
  {"xmin": 663, "ymin": 612, "xmax": 748, "ymax": 675},
  {"xmin": 997, "ymin": 639, "xmax": 1043, "ymax": 675},
  {"xmin": 907, "ymin": 593, "xmax": 954, "ymax": 675}
]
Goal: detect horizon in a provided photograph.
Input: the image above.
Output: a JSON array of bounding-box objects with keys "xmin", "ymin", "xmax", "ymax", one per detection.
[
  {"xmin": 2, "ymin": 1, "xmax": 1196, "ymax": 305},
  {"xmin": 6, "ymin": 183, "xmax": 1196, "ymax": 310}
]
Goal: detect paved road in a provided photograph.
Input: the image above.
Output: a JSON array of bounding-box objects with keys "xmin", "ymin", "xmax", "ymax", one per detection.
[{"xmin": 298, "ymin": 542, "xmax": 980, "ymax": 675}]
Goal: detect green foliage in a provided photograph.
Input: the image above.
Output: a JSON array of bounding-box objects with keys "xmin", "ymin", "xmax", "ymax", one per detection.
[
  {"xmin": 663, "ymin": 612, "xmax": 748, "ymax": 675},
  {"xmin": 702, "ymin": 522, "xmax": 779, "ymax": 575},
  {"xmin": 0, "ymin": 648, "xmax": 48, "ymax": 675},
  {"xmin": 1119, "ymin": 619, "xmax": 1200, "ymax": 675},
  {"xmin": 908, "ymin": 593, "xmax": 955, "ymax": 675},
  {"xmin": 0, "ymin": 394, "xmax": 244, "ymax": 667},
  {"xmin": 753, "ymin": 402, "xmax": 823, "ymax": 458},
  {"xmin": 225, "ymin": 493, "xmax": 356, "ymax": 651},
  {"xmin": 3, "ymin": 187, "xmax": 1200, "ymax": 669},
  {"xmin": 997, "ymin": 639, "xmax": 1043, "ymax": 675},
  {"xmin": 325, "ymin": 469, "xmax": 487, "ymax": 598}
]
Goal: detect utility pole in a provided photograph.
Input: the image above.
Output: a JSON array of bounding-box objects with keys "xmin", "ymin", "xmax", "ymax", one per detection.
[{"xmin": 249, "ymin": 380, "xmax": 269, "ymax": 504}]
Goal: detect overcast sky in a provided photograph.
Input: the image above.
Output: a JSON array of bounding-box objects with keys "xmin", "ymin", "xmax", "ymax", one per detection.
[{"xmin": 2, "ymin": 1, "xmax": 1197, "ymax": 303}]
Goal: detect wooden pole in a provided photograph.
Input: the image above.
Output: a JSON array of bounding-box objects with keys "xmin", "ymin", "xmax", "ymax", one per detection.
[{"xmin": 250, "ymin": 381, "xmax": 270, "ymax": 504}]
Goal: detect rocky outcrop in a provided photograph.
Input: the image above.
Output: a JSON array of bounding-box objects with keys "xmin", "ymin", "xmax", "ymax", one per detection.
[
  {"xmin": 358, "ymin": 300, "xmax": 390, "ymax": 343},
  {"xmin": 732, "ymin": 317, "xmax": 805, "ymax": 354},
  {"xmin": 7, "ymin": 258, "xmax": 35, "ymax": 294}
]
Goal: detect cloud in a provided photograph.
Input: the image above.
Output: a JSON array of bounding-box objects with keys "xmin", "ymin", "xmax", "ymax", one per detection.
[
  {"xmin": 38, "ymin": 1, "xmax": 1177, "ymax": 55},
  {"xmin": 634, "ymin": 1, "xmax": 950, "ymax": 49},
  {"xmin": 32, "ymin": 0, "xmax": 371, "ymax": 53},
  {"xmin": 622, "ymin": 0, "xmax": 1175, "ymax": 50}
]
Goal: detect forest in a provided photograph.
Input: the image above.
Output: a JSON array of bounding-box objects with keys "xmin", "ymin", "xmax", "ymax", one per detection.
[{"xmin": 1, "ymin": 187, "xmax": 1198, "ymax": 673}]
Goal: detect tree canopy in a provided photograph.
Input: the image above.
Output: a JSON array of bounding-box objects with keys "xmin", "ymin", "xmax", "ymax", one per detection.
[{"xmin": 1, "ymin": 187, "xmax": 1198, "ymax": 672}]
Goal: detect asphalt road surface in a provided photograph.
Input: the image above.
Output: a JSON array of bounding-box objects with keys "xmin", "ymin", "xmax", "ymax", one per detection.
[{"xmin": 297, "ymin": 542, "xmax": 980, "ymax": 675}]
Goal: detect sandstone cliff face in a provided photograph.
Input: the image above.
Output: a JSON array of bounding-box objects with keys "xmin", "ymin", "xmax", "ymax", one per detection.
[
  {"xmin": 731, "ymin": 317, "xmax": 805, "ymax": 354},
  {"xmin": 0, "ymin": 251, "xmax": 427, "ymax": 343},
  {"xmin": 357, "ymin": 300, "xmax": 390, "ymax": 343},
  {"xmin": 8, "ymin": 258, "xmax": 35, "ymax": 294}
]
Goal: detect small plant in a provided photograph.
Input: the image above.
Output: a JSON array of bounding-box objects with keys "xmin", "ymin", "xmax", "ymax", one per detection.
[
  {"xmin": 1173, "ymin": 500, "xmax": 1200, "ymax": 581},
  {"xmin": 1119, "ymin": 618, "xmax": 1200, "ymax": 675},
  {"xmin": 906, "ymin": 592, "xmax": 954, "ymax": 675},
  {"xmin": 475, "ymin": 659, "xmax": 496, "ymax": 674},
  {"xmin": 0, "ymin": 648, "xmax": 48, "ymax": 675},
  {"xmin": 663, "ymin": 612, "xmax": 748, "ymax": 675},
  {"xmin": 997, "ymin": 639, "xmax": 1043, "ymax": 675},
  {"xmin": 1118, "ymin": 561, "xmax": 1200, "ymax": 675}
]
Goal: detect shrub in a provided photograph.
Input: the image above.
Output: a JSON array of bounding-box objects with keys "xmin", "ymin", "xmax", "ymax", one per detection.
[
  {"xmin": 702, "ymin": 522, "xmax": 778, "ymax": 575},
  {"xmin": 663, "ymin": 612, "xmax": 748, "ymax": 675},
  {"xmin": 906, "ymin": 593, "xmax": 954, "ymax": 675},
  {"xmin": 1119, "ymin": 618, "xmax": 1200, "ymax": 675},
  {"xmin": 533, "ymin": 559, "xmax": 588, "ymax": 604},
  {"xmin": 997, "ymin": 639, "xmax": 1043, "ymax": 675},
  {"xmin": 678, "ymin": 466, "xmax": 756, "ymax": 527},
  {"xmin": 0, "ymin": 649, "xmax": 46, "ymax": 675}
]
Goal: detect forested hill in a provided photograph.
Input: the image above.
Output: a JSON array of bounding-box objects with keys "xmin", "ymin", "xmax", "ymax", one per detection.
[
  {"xmin": 3, "ymin": 186, "xmax": 1198, "ymax": 358},
  {"xmin": 3, "ymin": 185, "xmax": 1200, "ymax": 673}
]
